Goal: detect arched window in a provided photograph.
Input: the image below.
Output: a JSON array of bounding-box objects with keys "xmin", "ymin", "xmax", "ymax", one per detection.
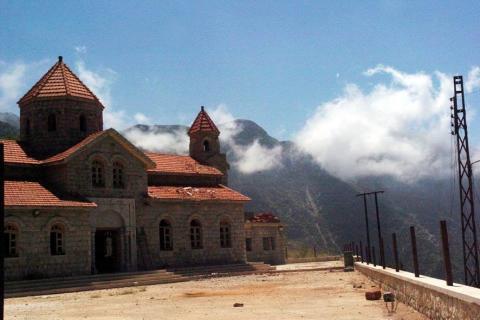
[
  {"xmin": 203, "ymin": 139, "xmax": 210, "ymax": 152},
  {"xmin": 113, "ymin": 161, "xmax": 124, "ymax": 189},
  {"xmin": 4, "ymin": 224, "xmax": 19, "ymax": 258},
  {"xmin": 79, "ymin": 115, "xmax": 87, "ymax": 132},
  {"xmin": 50, "ymin": 224, "xmax": 65, "ymax": 255},
  {"xmin": 159, "ymin": 220, "xmax": 173, "ymax": 251},
  {"xmin": 47, "ymin": 114, "xmax": 56, "ymax": 132},
  {"xmin": 219, "ymin": 221, "xmax": 232, "ymax": 248},
  {"xmin": 26, "ymin": 119, "xmax": 31, "ymax": 136},
  {"xmin": 190, "ymin": 220, "xmax": 202, "ymax": 249},
  {"xmin": 91, "ymin": 160, "xmax": 105, "ymax": 187}
]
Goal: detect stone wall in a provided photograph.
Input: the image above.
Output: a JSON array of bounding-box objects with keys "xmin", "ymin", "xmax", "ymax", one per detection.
[
  {"xmin": 355, "ymin": 262, "xmax": 480, "ymax": 320},
  {"xmin": 141, "ymin": 200, "xmax": 246, "ymax": 267},
  {"xmin": 60, "ymin": 134, "xmax": 148, "ymax": 199},
  {"xmin": 245, "ymin": 223, "xmax": 286, "ymax": 265},
  {"xmin": 19, "ymin": 99, "xmax": 103, "ymax": 158},
  {"xmin": 5, "ymin": 208, "xmax": 91, "ymax": 280}
]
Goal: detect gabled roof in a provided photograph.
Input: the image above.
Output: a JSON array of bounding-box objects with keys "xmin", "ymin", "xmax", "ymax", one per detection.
[
  {"xmin": 146, "ymin": 152, "xmax": 223, "ymax": 176},
  {"xmin": 5, "ymin": 181, "xmax": 96, "ymax": 208},
  {"xmin": 188, "ymin": 106, "xmax": 220, "ymax": 135},
  {"xmin": 147, "ymin": 185, "xmax": 250, "ymax": 202},
  {"xmin": 42, "ymin": 129, "xmax": 155, "ymax": 168},
  {"xmin": 18, "ymin": 56, "xmax": 104, "ymax": 108}
]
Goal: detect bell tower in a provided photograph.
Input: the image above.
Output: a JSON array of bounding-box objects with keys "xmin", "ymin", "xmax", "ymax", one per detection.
[
  {"xmin": 18, "ymin": 56, "xmax": 104, "ymax": 158},
  {"xmin": 188, "ymin": 106, "xmax": 229, "ymax": 184}
]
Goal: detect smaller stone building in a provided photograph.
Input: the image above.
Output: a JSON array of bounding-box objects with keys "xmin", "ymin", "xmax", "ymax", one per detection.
[{"xmin": 245, "ymin": 212, "xmax": 286, "ymax": 265}]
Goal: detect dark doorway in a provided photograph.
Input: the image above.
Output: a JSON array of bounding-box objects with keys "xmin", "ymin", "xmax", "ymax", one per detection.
[{"xmin": 95, "ymin": 229, "xmax": 120, "ymax": 273}]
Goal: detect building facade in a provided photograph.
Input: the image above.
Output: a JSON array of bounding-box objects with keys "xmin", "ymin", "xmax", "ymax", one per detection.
[
  {"xmin": 245, "ymin": 212, "xmax": 286, "ymax": 265},
  {"xmin": 3, "ymin": 57, "xmax": 285, "ymax": 281}
]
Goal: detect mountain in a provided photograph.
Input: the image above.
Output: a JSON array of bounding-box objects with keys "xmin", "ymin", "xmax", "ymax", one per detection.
[
  {"xmin": 0, "ymin": 112, "xmax": 20, "ymax": 139},
  {"xmin": 126, "ymin": 119, "xmax": 466, "ymax": 281}
]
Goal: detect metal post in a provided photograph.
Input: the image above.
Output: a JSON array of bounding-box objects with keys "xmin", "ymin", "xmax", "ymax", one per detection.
[
  {"xmin": 360, "ymin": 241, "xmax": 364, "ymax": 263},
  {"xmin": 355, "ymin": 244, "xmax": 359, "ymax": 261},
  {"xmin": 362, "ymin": 194, "xmax": 371, "ymax": 262},
  {"xmin": 366, "ymin": 246, "xmax": 370, "ymax": 265},
  {"xmin": 440, "ymin": 220, "xmax": 454, "ymax": 286},
  {"xmin": 392, "ymin": 233, "xmax": 399, "ymax": 272},
  {"xmin": 410, "ymin": 226, "xmax": 420, "ymax": 277},
  {"xmin": 380, "ymin": 236, "xmax": 386, "ymax": 269},
  {"xmin": 0, "ymin": 143, "xmax": 4, "ymax": 320},
  {"xmin": 373, "ymin": 192, "xmax": 385, "ymax": 267},
  {"xmin": 372, "ymin": 246, "xmax": 377, "ymax": 267}
]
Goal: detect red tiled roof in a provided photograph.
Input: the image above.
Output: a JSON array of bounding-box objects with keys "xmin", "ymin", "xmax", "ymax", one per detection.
[
  {"xmin": 146, "ymin": 152, "xmax": 223, "ymax": 176},
  {"xmin": 0, "ymin": 140, "xmax": 40, "ymax": 165},
  {"xmin": 148, "ymin": 185, "xmax": 250, "ymax": 202},
  {"xmin": 42, "ymin": 130, "xmax": 106, "ymax": 164},
  {"xmin": 188, "ymin": 107, "xmax": 220, "ymax": 135},
  {"xmin": 248, "ymin": 212, "xmax": 281, "ymax": 223},
  {"xmin": 5, "ymin": 181, "xmax": 96, "ymax": 208},
  {"xmin": 18, "ymin": 56, "xmax": 103, "ymax": 107}
]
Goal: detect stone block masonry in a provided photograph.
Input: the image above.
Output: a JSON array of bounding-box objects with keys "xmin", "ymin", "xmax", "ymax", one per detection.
[{"xmin": 355, "ymin": 262, "xmax": 480, "ymax": 320}]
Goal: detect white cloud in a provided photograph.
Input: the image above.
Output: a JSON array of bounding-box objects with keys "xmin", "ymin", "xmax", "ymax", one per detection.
[
  {"xmin": 466, "ymin": 66, "xmax": 480, "ymax": 93},
  {"xmin": 0, "ymin": 62, "xmax": 27, "ymax": 111},
  {"xmin": 75, "ymin": 60, "xmax": 132, "ymax": 129},
  {"xmin": 134, "ymin": 113, "xmax": 152, "ymax": 125},
  {"xmin": 295, "ymin": 65, "xmax": 454, "ymax": 182},
  {"xmin": 124, "ymin": 127, "xmax": 189, "ymax": 155},
  {"xmin": 74, "ymin": 46, "xmax": 87, "ymax": 54},
  {"xmin": 210, "ymin": 105, "xmax": 284, "ymax": 174},
  {"xmin": 233, "ymin": 140, "xmax": 283, "ymax": 174},
  {"xmin": 210, "ymin": 104, "xmax": 243, "ymax": 142},
  {"xmin": 0, "ymin": 59, "xmax": 50, "ymax": 112}
]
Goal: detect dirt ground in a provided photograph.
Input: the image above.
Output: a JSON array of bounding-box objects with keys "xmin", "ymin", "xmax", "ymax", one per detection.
[{"xmin": 6, "ymin": 270, "xmax": 427, "ymax": 320}]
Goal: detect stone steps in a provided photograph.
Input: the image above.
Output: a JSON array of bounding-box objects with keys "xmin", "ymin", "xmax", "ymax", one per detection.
[{"xmin": 6, "ymin": 262, "xmax": 274, "ymax": 298}]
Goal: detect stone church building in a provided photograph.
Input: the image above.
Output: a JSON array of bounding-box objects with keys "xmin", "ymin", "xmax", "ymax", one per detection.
[{"xmin": 3, "ymin": 57, "xmax": 285, "ymax": 280}]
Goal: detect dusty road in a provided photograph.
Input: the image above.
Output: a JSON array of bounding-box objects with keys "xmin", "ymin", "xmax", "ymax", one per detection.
[{"xmin": 6, "ymin": 270, "xmax": 426, "ymax": 320}]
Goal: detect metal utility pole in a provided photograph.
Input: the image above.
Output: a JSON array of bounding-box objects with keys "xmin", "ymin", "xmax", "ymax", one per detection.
[
  {"xmin": 373, "ymin": 191, "xmax": 385, "ymax": 266},
  {"xmin": 0, "ymin": 143, "xmax": 4, "ymax": 320},
  {"xmin": 451, "ymin": 75, "xmax": 480, "ymax": 287},
  {"xmin": 357, "ymin": 191, "xmax": 385, "ymax": 264},
  {"xmin": 357, "ymin": 193, "xmax": 371, "ymax": 262}
]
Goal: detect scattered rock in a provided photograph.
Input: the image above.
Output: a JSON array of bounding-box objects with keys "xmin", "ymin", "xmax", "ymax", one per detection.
[
  {"xmin": 365, "ymin": 288, "xmax": 382, "ymax": 300},
  {"xmin": 233, "ymin": 303, "xmax": 244, "ymax": 307}
]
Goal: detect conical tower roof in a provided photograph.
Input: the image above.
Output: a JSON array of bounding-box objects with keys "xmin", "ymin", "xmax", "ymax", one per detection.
[
  {"xmin": 188, "ymin": 106, "xmax": 220, "ymax": 135},
  {"xmin": 18, "ymin": 56, "xmax": 104, "ymax": 108}
]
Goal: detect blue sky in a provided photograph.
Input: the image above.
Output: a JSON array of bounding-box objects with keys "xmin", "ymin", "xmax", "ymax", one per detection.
[
  {"xmin": 2, "ymin": 1, "xmax": 479, "ymax": 139},
  {"xmin": 2, "ymin": 1, "xmax": 480, "ymax": 180}
]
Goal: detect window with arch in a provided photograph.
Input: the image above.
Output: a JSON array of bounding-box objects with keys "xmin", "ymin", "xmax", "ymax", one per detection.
[
  {"xmin": 203, "ymin": 139, "xmax": 210, "ymax": 152},
  {"xmin": 159, "ymin": 219, "xmax": 173, "ymax": 251},
  {"xmin": 4, "ymin": 224, "xmax": 19, "ymax": 258},
  {"xmin": 50, "ymin": 224, "xmax": 65, "ymax": 255},
  {"xmin": 190, "ymin": 219, "xmax": 202, "ymax": 249},
  {"xmin": 113, "ymin": 161, "xmax": 124, "ymax": 189},
  {"xmin": 47, "ymin": 114, "xmax": 56, "ymax": 132},
  {"xmin": 91, "ymin": 160, "xmax": 105, "ymax": 187},
  {"xmin": 219, "ymin": 221, "xmax": 232, "ymax": 248},
  {"xmin": 79, "ymin": 114, "xmax": 87, "ymax": 132}
]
